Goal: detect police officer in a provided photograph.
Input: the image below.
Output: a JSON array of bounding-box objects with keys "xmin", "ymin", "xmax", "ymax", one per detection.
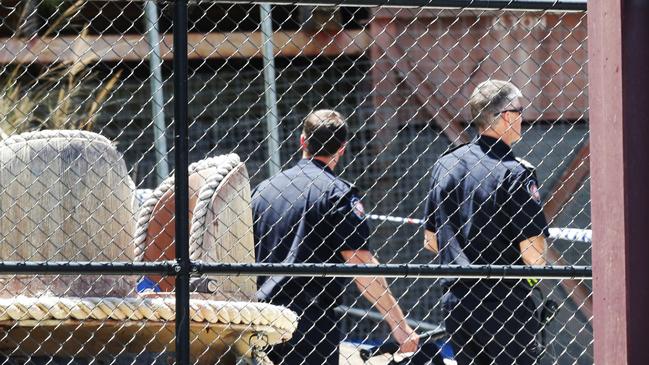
[
  {"xmin": 423, "ymin": 80, "xmax": 548, "ymax": 364},
  {"xmin": 253, "ymin": 109, "xmax": 419, "ymax": 365}
]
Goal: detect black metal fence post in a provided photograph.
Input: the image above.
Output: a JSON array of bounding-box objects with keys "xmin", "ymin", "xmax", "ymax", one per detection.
[{"xmin": 173, "ymin": 0, "xmax": 190, "ymax": 363}]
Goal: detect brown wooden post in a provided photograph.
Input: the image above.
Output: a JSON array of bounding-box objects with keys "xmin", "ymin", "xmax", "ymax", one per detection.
[{"xmin": 589, "ymin": 0, "xmax": 649, "ymax": 363}]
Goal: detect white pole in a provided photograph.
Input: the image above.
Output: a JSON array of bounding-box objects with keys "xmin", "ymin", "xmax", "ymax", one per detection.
[{"xmin": 366, "ymin": 214, "xmax": 592, "ymax": 243}]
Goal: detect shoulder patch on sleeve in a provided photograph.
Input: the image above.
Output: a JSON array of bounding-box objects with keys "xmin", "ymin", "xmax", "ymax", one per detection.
[
  {"xmin": 350, "ymin": 196, "xmax": 366, "ymax": 219},
  {"xmin": 516, "ymin": 157, "xmax": 536, "ymax": 171},
  {"xmin": 526, "ymin": 179, "xmax": 542, "ymax": 204}
]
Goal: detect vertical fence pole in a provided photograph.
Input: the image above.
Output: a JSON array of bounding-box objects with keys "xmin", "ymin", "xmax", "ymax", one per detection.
[
  {"xmin": 590, "ymin": 0, "xmax": 649, "ymax": 363},
  {"xmin": 260, "ymin": 4, "xmax": 281, "ymax": 176},
  {"xmin": 144, "ymin": 0, "xmax": 170, "ymax": 185},
  {"xmin": 173, "ymin": 0, "xmax": 190, "ymax": 363}
]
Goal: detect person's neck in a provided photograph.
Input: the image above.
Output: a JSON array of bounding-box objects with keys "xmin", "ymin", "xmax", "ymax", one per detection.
[
  {"xmin": 303, "ymin": 153, "xmax": 338, "ymax": 170},
  {"xmin": 480, "ymin": 129, "xmax": 512, "ymax": 146}
]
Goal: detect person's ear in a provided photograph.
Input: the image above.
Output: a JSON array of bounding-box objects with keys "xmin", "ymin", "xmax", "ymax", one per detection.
[
  {"xmin": 300, "ymin": 134, "xmax": 307, "ymax": 151},
  {"xmin": 508, "ymin": 111, "xmax": 517, "ymax": 124},
  {"xmin": 337, "ymin": 143, "xmax": 346, "ymax": 157},
  {"xmin": 497, "ymin": 113, "xmax": 510, "ymax": 130}
]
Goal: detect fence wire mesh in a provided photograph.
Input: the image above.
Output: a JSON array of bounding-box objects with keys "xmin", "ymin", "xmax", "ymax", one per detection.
[{"xmin": 0, "ymin": 0, "xmax": 591, "ymax": 364}]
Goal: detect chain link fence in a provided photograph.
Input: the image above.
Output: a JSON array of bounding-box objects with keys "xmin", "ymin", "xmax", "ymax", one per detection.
[{"xmin": 0, "ymin": 0, "xmax": 591, "ymax": 364}]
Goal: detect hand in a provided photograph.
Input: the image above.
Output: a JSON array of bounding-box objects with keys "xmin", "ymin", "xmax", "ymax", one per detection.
[{"xmin": 391, "ymin": 322, "xmax": 419, "ymax": 353}]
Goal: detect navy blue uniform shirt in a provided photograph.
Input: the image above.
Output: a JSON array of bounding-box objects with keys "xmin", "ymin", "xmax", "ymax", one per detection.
[
  {"xmin": 424, "ymin": 135, "xmax": 549, "ymax": 299},
  {"xmin": 252, "ymin": 159, "xmax": 370, "ymax": 310}
]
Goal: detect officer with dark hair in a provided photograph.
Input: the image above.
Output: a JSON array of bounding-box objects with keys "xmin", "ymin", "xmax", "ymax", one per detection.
[
  {"xmin": 253, "ymin": 109, "xmax": 419, "ymax": 365},
  {"xmin": 423, "ymin": 80, "xmax": 548, "ymax": 364}
]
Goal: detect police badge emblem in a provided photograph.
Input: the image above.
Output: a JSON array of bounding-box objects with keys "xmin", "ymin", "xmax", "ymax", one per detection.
[
  {"xmin": 350, "ymin": 197, "xmax": 366, "ymax": 219},
  {"xmin": 526, "ymin": 179, "xmax": 542, "ymax": 204}
]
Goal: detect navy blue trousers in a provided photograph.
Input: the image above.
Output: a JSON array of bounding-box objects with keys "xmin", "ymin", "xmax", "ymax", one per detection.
[{"xmin": 444, "ymin": 289, "xmax": 541, "ymax": 365}]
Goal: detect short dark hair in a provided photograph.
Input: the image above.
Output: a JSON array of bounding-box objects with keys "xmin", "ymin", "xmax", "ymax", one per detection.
[{"xmin": 302, "ymin": 109, "xmax": 348, "ymax": 157}]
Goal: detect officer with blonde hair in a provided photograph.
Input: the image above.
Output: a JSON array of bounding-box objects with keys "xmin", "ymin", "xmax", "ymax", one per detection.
[{"xmin": 423, "ymin": 80, "xmax": 548, "ymax": 364}]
